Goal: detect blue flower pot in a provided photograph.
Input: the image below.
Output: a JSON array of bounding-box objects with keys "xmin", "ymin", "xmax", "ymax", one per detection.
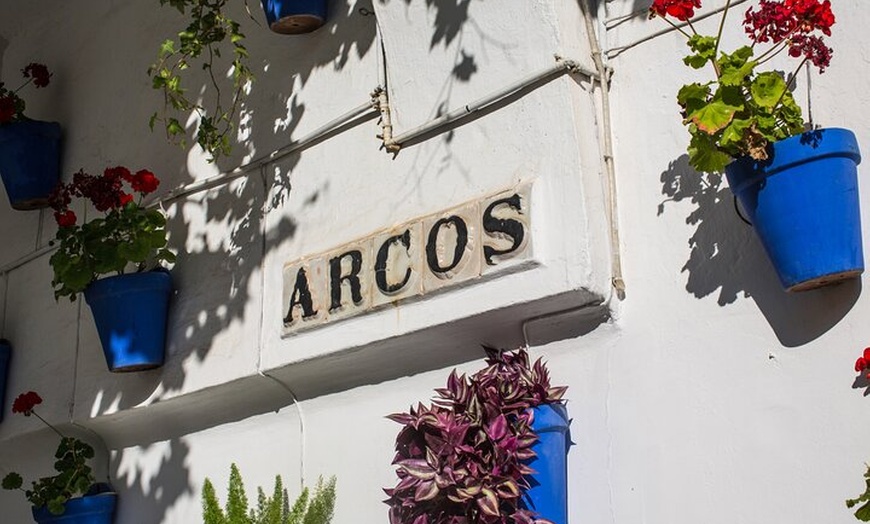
[
  {"xmin": 84, "ymin": 272, "xmax": 172, "ymax": 373},
  {"xmin": 523, "ymin": 403, "xmax": 570, "ymax": 524},
  {"xmin": 0, "ymin": 120, "xmax": 61, "ymax": 210},
  {"xmin": 725, "ymin": 128, "xmax": 863, "ymax": 291},
  {"xmin": 32, "ymin": 492, "xmax": 116, "ymax": 524},
  {"xmin": 260, "ymin": 0, "xmax": 327, "ymax": 34},
  {"xmin": 0, "ymin": 340, "xmax": 10, "ymax": 424}
]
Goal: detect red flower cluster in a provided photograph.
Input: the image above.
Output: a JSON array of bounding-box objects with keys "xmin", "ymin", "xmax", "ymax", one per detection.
[
  {"xmin": 22, "ymin": 63, "xmax": 51, "ymax": 88},
  {"xmin": 856, "ymin": 348, "xmax": 870, "ymax": 378},
  {"xmin": 11, "ymin": 391, "xmax": 42, "ymax": 416},
  {"xmin": 744, "ymin": 0, "xmax": 834, "ymax": 71},
  {"xmin": 0, "ymin": 94, "xmax": 15, "ymax": 123},
  {"xmin": 0, "ymin": 63, "xmax": 50, "ymax": 124},
  {"xmin": 649, "ymin": 0, "xmax": 702, "ymax": 21},
  {"xmin": 49, "ymin": 166, "xmax": 161, "ymax": 228}
]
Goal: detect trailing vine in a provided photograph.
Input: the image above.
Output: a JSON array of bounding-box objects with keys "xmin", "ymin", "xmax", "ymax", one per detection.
[{"xmin": 149, "ymin": 0, "xmax": 254, "ymax": 161}]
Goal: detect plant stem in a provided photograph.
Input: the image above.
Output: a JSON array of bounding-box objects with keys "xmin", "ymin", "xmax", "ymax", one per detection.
[
  {"xmin": 702, "ymin": 0, "xmax": 732, "ymax": 79},
  {"xmin": 31, "ymin": 411, "xmax": 66, "ymax": 440},
  {"xmin": 772, "ymin": 56, "xmax": 809, "ymax": 110},
  {"xmin": 712, "ymin": 0, "xmax": 731, "ymax": 65},
  {"xmin": 661, "ymin": 15, "xmax": 693, "ymax": 39}
]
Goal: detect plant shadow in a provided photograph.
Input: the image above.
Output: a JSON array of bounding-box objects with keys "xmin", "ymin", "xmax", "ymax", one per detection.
[{"xmin": 659, "ymin": 154, "xmax": 861, "ymax": 348}]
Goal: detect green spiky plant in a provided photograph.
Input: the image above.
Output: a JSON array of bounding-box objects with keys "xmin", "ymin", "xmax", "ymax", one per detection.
[{"xmin": 202, "ymin": 464, "xmax": 336, "ymax": 524}]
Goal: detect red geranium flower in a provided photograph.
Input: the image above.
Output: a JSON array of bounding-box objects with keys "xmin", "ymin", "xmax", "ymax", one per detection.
[
  {"xmin": 11, "ymin": 391, "xmax": 42, "ymax": 415},
  {"xmin": 21, "ymin": 63, "xmax": 51, "ymax": 88},
  {"xmin": 54, "ymin": 210, "xmax": 77, "ymax": 228},
  {"xmin": 131, "ymin": 170, "xmax": 160, "ymax": 194},
  {"xmin": 119, "ymin": 193, "xmax": 134, "ymax": 206},
  {"xmin": 650, "ymin": 0, "xmax": 702, "ymax": 21},
  {"xmin": 0, "ymin": 95, "xmax": 16, "ymax": 124}
]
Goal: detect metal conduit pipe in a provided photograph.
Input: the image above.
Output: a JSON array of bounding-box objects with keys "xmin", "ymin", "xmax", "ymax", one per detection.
[
  {"xmin": 0, "ymin": 101, "xmax": 381, "ymax": 278},
  {"xmin": 604, "ymin": 0, "xmax": 749, "ymax": 58},
  {"xmin": 154, "ymin": 100, "xmax": 380, "ymax": 206},
  {"xmin": 579, "ymin": 0, "xmax": 626, "ymax": 298},
  {"xmin": 377, "ymin": 57, "xmax": 599, "ymax": 153}
]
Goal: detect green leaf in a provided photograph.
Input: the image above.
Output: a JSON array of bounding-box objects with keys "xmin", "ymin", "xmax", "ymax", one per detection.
[
  {"xmin": 677, "ymin": 83, "xmax": 711, "ymax": 116},
  {"xmin": 688, "ymin": 131, "xmax": 732, "ymax": 173},
  {"xmin": 687, "ymin": 99, "xmax": 741, "ymax": 134},
  {"xmin": 751, "ymin": 72, "xmax": 787, "ymax": 108},
  {"xmin": 684, "ymin": 35, "xmax": 717, "ymax": 69},
  {"xmin": 2, "ymin": 472, "xmax": 23, "ymax": 490},
  {"xmin": 719, "ymin": 57, "xmax": 756, "ymax": 87},
  {"xmin": 719, "ymin": 118, "xmax": 752, "ymax": 149},
  {"xmin": 48, "ymin": 497, "xmax": 67, "ymax": 516}
]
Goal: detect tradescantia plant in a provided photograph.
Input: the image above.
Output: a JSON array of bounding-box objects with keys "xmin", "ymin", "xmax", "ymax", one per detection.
[
  {"xmin": 384, "ymin": 347, "xmax": 567, "ymax": 524},
  {"xmin": 649, "ymin": 0, "xmax": 836, "ymax": 173}
]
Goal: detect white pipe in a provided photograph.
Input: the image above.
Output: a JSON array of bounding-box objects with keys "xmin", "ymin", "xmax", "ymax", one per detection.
[
  {"xmin": 605, "ymin": 0, "xmax": 749, "ymax": 58},
  {"xmin": 0, "ymin": 101, "xmax": 380, "ymax": 278},
  {"xmin": 379, "ymin": 58, "xmax": 599, "ymax": 153},
  {"xmin": 580, "ymin": 0, "xmax": 626, "ymax": 297},
  {"xmin": 154, "ymin": 100, "xmax": 379, "ymax": 206}
]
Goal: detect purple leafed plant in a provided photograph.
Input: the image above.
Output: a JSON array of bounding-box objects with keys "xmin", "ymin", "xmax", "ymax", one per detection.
[{"xmin": 384, "ymin": 347, "xmax": 567, "ymax": 524}]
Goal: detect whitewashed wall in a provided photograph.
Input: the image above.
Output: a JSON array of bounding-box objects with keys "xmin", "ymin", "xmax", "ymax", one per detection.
[{"xmin": 1, "ymin": 0, "xmax": 869, "ymax": 523}]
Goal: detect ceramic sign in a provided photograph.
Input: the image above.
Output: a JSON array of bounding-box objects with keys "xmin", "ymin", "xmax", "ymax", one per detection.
[{"xmin": 282, "ymin": 185, "xmax": 533, "ymax": 335}]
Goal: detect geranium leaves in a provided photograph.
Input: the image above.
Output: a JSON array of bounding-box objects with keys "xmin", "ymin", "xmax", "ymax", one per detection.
[
  {"xmin": 684, "ymin": 35, "xmax": 717, "ymax": 69},
  {"xmin": 676, "ymin": 40, "xmax": 806, "ymax": 172}
]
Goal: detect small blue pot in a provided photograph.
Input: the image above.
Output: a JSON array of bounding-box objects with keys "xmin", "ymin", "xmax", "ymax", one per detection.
[
  {"xmin": 32, "ymin": 492, "xmax": 116, "ymax": 524},
  {"xmin": 260, "ymin": 0, "xmax": 327, "ymax": 34},
  {"xmin": 84, "ymin": 272, "xmax": 172, "ymax": 373},
  {"xmin": 725, "ymin": 128, "xmax": 863, "ymax": 291},
  {"xmin": 0, "ymin": 120, "xmax": 61, "ymax": 210},
  {"xmin": 523, "ymin": 402, "xmax": 570, "ymax": 524},
  {"xmin": 0, "ymin": 340, "xmax": 10, "ymax": 424}
]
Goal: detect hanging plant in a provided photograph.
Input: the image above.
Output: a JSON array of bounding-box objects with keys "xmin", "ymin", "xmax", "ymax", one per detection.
[
  {"xmin": 384, "ymin": 347, "xmax": 568, "ymax": 524},
  {"xmin": 149, "ymin": 0, "xmax": 254, "ymax": 161}
]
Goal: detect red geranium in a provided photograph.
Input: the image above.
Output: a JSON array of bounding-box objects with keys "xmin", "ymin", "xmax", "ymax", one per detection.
[
  {"xmin": 650, "ymin": 0, "xmax": 702, "ymax": 21},
  {"xmin": 648, "ymin": 0, "xmax": 837, "ymax": 173},
  {"xmin": 22, "ymin": 63, "xmax": 51, "ymax": 88},
  {"xmin": 855, "ymin": 348, "xmax": 870, "ymax": 377},
  {"xmin": 48, "ymin": 165, "xmax": 174, "ymax": 300},
  {"xmin": 11, "ymin": 391, "xmax": 42, "ymax": 415},
  {"xmin": 54, "ymin": 210, "xmax": 77, "ymax": 228},
  {"xmin": 131, "ymin": 170, "xmax": 160, "ymax": 194},
  {"xmin": 0, "ymin": 62, "xmax": 51, "ymax": 124},
  {"xmin": 0, "ymin": 95, "xmax": 16, "ymax": 123}
]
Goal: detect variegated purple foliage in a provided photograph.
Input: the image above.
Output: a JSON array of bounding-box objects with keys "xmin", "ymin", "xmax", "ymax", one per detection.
[{"xmin": 385, "ymin": 347, "xmax": 567, "ymax": 524}]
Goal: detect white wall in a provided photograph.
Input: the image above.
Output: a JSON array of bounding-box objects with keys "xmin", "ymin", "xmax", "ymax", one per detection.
[{"xmin": 1, "ymin": 0, "xmax": 869, "ymax": 523}]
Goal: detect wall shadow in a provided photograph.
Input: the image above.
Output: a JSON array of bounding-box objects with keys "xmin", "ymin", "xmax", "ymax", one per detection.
[
  {"xmin": 659, "ymin": 154, "xmax": 861, "ymax": 347},
  {"xmin": 110, "ymin": 439, "xmax": 193, "ymax": 524}
]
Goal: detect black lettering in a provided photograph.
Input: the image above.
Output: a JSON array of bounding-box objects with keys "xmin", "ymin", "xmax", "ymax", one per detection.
[
  {"xmin": 426, "ymin": 216, "xmax": 468, "ymax": 274},
  {"xmin": 329, "ymin": 250, "xmax": 364, "ymax": 311},
  {"xmin": 482, "ymin": 194, "xmax": 525, "ymax": 265},
  {"xmin": 284, "ymin": 267, "xmax": 317, "ymax": 323},
  {"xmin": 375, "ymin": 230, "xmax": 412, "ymax": 294}
]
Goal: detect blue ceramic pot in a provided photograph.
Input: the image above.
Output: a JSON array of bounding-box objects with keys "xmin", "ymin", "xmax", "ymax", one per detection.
[
  {"xmin": 523, "ymin": 402, "xmax": 570, "ymax": 524},
  {"xmin": 84, "ymin": 272, "xmax": 172, "ymax": 372},
  {"xmin": 725, "ymin": 128, "xmax": 863, "ymax": 291},
  {"xmin": 31, "ymin": 492, "xmax": 116, "ymax": 524},
  {"xmin": 0, "ymin": 120, "xmax": 61, "ymax": 210},
  {"xmin": 260, "ymin": 0, "xmax": 327, "ymax": 34},
  {"xmin": 0, "ymin": 340, "xmax": 10, "ymax": 423}
]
